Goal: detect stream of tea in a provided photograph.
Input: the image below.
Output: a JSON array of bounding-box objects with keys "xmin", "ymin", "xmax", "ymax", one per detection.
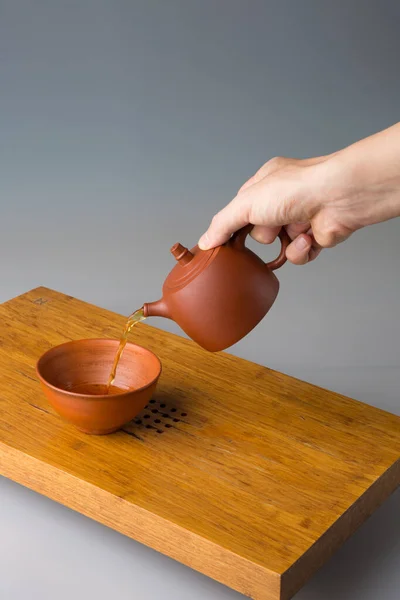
[{"xmin": 106, "ymin": 306, "xmax": 146, "ymax": 391}]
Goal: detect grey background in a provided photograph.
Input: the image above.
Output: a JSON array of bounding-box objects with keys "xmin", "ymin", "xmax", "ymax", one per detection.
[{"xmin": 0, "ymin": 1, "xmax": 399, "ymax": 599}]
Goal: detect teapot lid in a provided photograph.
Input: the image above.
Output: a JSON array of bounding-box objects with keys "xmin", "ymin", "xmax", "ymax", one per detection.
[{"xmin": 164, "ymin": 243, "xmax": 219, "ymax": 290}]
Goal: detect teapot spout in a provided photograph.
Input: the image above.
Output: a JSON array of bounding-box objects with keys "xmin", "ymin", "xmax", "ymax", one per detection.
[{"xmin": 143, "ymin": 298, "xmax": 170, "ymax": 319}]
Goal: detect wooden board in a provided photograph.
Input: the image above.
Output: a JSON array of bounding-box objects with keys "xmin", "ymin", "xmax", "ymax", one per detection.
[{"xmin": 0, "ymin": 287, "xmax": 399, "ymax": 600}]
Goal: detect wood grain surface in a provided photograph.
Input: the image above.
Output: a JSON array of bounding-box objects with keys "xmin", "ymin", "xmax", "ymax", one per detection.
[{"xmin": 0, "ymin": 287, "xmax": 399, "ymax": 600}]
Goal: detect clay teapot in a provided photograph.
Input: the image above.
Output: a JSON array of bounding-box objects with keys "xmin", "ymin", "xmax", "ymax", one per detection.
[{"xmin": 143, "ymin": 225, "xmax": 290, "ymax": 352}]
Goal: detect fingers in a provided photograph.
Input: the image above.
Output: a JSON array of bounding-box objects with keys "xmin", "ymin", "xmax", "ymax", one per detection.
[
  {"xmin": 285, "ymin": 232, "xmax": 322, "ymax": 265},
  {"xmin": 251, "ymin": 221, "xmax": 322, "ymax": 264},
  {"xmin": 198, "ymin": 194, "xmax": 252, "ymax": 250},
  {"xmin": 199, "ymin": 173, "xmax": 303, "ymax": 250},
  {"xmin": 285, "ymin": 234, "xmax": 313, "ymax": 265},
  {"xmin": 251, "ymin": 225, "xmax": 322, "ymax": 264},
  {"xmin": 250, "ymin": 225, "xmax": 281, "ymax": 244},
  {"xmin": 308, "ymin": 246, "xmax": 322, "ymax": 261},
  {"xmin": 285, "ymin": 222, "xmax": 311, "ymax": 239},
  {"xmin": 199, "ymin": 156, "xmax": 323, "ymax": 250}
]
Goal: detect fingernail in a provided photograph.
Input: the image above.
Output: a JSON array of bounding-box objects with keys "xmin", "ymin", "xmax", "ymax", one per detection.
[
  {"xmin": 198, "ymin": 233, "xmax": 210, "ymax": 250},
  {"xmin": 295, "ymin": 235, "xmax": 309, "ymax": 251}
]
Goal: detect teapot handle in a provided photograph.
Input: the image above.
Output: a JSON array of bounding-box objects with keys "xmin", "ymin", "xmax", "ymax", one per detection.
[{"xmin": 230, "ymin": 225, "xmax": 290, "ymax": 271}]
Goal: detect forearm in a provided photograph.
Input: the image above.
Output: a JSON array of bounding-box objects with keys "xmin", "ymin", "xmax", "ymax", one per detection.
[{"xmin": 325, "ymin": 122, "xmax": 400, "ymax": 228}]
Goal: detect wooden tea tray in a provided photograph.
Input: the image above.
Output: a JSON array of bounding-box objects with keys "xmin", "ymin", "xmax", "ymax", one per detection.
[{"xmin": 1, "ymin": 288, "xmax": 399, "ymax": 600}]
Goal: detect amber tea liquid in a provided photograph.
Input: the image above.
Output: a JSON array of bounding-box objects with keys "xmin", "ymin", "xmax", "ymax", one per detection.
[
  {"xmin": 106, "ymin": 306, "xmax": 146, "ymax": 391},
  {"xmin": 69, "ymin": 383, "xmax": 125, "ymax": 395}
]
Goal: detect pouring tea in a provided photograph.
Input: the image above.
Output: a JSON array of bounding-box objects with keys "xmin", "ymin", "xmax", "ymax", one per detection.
[
  {"xmin": 50, "ymin": 226, "xmax": 289, "ymax": 399},
  {"xmin": 143, "ymin": 225, "xmax": 290, "ymax": 352}
]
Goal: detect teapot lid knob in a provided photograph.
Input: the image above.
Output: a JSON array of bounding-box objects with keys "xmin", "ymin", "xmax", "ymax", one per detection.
[{"xmin": 170, "ymin": 243, "xmax": 194, "ymax": 266}]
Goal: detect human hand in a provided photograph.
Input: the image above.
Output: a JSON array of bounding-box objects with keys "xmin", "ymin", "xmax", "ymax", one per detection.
[{"xmin": 198, "ymin": 123, "xmax": 400, "ymax": 264}]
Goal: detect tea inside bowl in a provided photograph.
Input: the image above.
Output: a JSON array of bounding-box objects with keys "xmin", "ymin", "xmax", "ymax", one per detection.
[
  {"xmin": 36, "ymin": 339, "xmax": 162, "ymax": 434},
  {"xmin": 67, "ymin": 383, "xmax": 127, "ymax": 396}
]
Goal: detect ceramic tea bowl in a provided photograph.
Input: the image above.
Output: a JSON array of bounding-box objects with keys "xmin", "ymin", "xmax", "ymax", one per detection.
[{"xmin": 36, "ymin": 339, "xmax": 161, "ymax": 434}]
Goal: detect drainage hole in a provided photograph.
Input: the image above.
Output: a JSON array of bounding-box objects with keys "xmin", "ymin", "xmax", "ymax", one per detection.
[
  {"xmin": 165, "ymin": 424, "xmax": 172, "ymax": 428},
  {"xmin": 143, "ymin": 414, "xmax": 150, "ymax": 419},
  {"xmin": 157, "ymin": 429, "xmax": 163, "ymax": 434},
  {"xmin": 149, "ymin": 399, "xmax": 156, "ymax": 404},
  {"xmin": 135, "ymin": 419, "xmax": 142, "ymax": 425},
  {"xmin": 160, "ymin": 403, "xmax": 166, "ymax": 408},
  {"xmin": 151, "ymin": 409, "xmax": 158, "ymax": 414},
  {"xmin": 181, "ymin": 413, "xmax": 187, "ymax": 417},
  {"xmin": 173, "ymin": 418, "xmax": 180, "ymax": 423},
  {"xmin": 154, "ymin": 419, "xmax": 161, "ymax": 424},
  {"xmin": 146, "ymin": 424, "xmax": 152, "ymax": 429},
  {"xmin": 162, "ymin": 413, "xmax": 169, "ymax": 418},
  {"xmin": 171, "ymin": 408, "xmax": 177, "ymax": 413}
]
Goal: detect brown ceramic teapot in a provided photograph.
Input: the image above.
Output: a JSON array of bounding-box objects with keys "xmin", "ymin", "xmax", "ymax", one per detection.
[{"xmin": 143, "ymin": 225, "xmax": 290, "ymax": 352}]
